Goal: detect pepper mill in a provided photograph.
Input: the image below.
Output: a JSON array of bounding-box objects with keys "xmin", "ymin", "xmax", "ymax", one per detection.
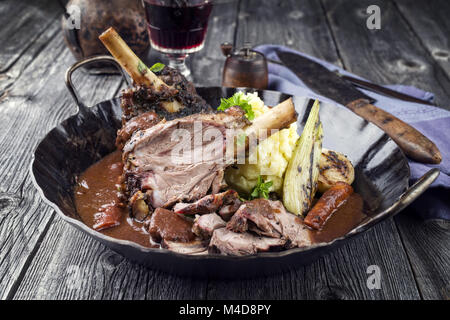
[{"xmin": 221, "ymin": 42, "xmax": 268, "ymax": 89}]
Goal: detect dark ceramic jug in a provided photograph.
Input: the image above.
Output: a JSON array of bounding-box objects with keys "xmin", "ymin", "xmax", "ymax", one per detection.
[{"xmin": 62, "ymin": 0, "xmax": 150, "ymax": 63}]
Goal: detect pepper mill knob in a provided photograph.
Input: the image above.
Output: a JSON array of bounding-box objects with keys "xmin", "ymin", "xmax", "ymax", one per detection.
[
  {"xmin": 242, "ymin": 42, "xmax": 252, "ymax": 57},
  {"xmin": 221, "ymin": 42, "xmax": 233, "ymax": 57}
]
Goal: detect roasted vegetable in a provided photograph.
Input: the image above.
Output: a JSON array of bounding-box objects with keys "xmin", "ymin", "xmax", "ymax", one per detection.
[
  {"xmin": 318, "ymin": 148, "xmax": 355, "ymax": 193},
  {"xmin": 283, "ymin": 100, "xmax": 322, "ymax": 216},
  {"xmin": 224, "ymin": 94, "xmax": 353, "ymax": 197},
  {"xmin": 304, "ymin": 181, "xmax": 354, "ymax": 230},
  {"xmin": 224, "ymin": 93, "xmax": 298, "ymax": 196},
  {"xmin": 129, "ymin": 191, "xmax": 150, "ymax": 221}
]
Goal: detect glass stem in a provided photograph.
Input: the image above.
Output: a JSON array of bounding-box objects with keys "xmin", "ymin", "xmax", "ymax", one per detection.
[{"xmin": 167, "ymin": 54, "xmax": 192, "ymax": 80}]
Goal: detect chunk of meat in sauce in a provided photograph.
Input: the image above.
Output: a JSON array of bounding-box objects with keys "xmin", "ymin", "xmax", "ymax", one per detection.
[
  {"xmin": 121, "ymin": 109, "xmax": 249, "ymax": 212},
  {"xmin": 192, "ymin": 213, "xmax": 227, "ymax": 238},
  {"xmin": 209, "ymin": 228, "xmax": 286, "ymax": 256},
  {"xmin": 93, "ymin": 200, "xmax": 122, "ymax": 231},
  {"xmin": 173, "ymin": 189, "xmax": 241, "ymax": 215},
  {"xmin": 90, "ymin": 161, "xmax": 124, "ymax": 231},
  {"xmin": 148, "ymin": 208, "xmax": 196, "ymax": 243},
  {"xmin": 227, "ymin": 199, "xmax": 312, "ymax": 247}
]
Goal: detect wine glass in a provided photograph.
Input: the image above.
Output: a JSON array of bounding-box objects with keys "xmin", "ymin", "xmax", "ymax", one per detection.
[{"xmin": 142, "ymin": 0, "xmax": 213, "ymax": 80}]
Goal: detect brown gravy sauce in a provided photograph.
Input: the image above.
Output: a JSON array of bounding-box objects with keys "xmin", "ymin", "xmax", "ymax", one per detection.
[
  {"xmin": 75, "ymin": 150, "xmax": 156, "ymax": 248},
  {"xmin": 310, "ymin": 193, "xmax": 365, "ymax": 243},
  {"xmin": 74, "ymin": 150, "xmax": 367, "ymax": 249}
]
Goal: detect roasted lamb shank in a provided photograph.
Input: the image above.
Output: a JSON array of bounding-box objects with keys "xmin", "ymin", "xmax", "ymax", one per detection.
[{"xmin": 100, "ymin": 27, "xmax": 211, "ymax": 125}]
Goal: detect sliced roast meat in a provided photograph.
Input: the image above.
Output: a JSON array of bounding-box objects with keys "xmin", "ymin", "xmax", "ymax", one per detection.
[
  {"xmin": 173, "ymin": 190, "xmax": 240, "ymax": 215},
  {"xmin": 122, "ymin": 109, "xmax": 249, "ymax": 213},
  {"xmin": 279, "ymin": 214, "xmax": 312, "ymax": 248},
  {"xmin": 227, "ymin": 199, "xmax": 282, "ymax": 237},
  {"xmin": 210, "ymin": 168, "xmax": 225, "ymax": 194},
  {"xmin": 218, "ymin": 202, "xmax": 241, "ymax": 221},
  {"xmin": 148, "ymin": 208, "xmax": 196, "ymax": 243},
  {"xmin": 116, "ymin": 111, "xmax": 160, "ymax": 150},
  {"xmin": 162, "ymin": 239, "xmax": 208, "ymax": 255},
  {"xmin": 147, "ymin": 208, "xmax": 208, "ymax": 255},
  {"xmin": 209, "ymin": 228, "xmax": 286, "ymax": 256},
  {"xmin": 227, "ymin": 199, "xmax": 312, "ymax": 248},
  {"xmin": 192, "ymin": 213, "xmax": 227, "ymax": 238}
]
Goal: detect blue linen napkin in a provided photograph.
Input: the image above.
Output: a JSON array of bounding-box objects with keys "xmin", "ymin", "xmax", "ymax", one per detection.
[{"xmin": 255, "ymin": 45, "xmax": 450, "ymax": 220}]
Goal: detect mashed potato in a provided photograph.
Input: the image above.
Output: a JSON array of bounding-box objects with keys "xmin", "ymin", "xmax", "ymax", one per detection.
[{"xmin": 224, "ymin": 92, "xmax": 299, "ymax": 195}]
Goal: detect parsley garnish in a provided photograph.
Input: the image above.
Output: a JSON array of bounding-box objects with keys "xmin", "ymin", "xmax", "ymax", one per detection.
[
  {"xmin": 250, "ymin": 176, "xmax": 273, "ymax": 199},
  {"xmin": 150, "ymin": 62, "xmax": 165, "ymax": 73},
  {"xmin": 217, "ymin": 92, "xmax": 255, "ymax": 120}
]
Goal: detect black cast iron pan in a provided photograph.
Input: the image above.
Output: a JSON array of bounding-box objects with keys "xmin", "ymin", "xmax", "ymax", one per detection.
[{"xmin": 30, "ymin": 56, "xmax": 439, "ymax": 279}]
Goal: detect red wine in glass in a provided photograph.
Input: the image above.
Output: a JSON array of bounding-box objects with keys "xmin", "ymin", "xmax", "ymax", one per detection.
[{"xmin": 143, "ymin": 0, "xmax": 213, "ymax": 79}]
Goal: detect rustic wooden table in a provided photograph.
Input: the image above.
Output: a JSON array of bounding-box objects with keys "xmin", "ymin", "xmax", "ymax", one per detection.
[{"xmin": 0, "ymin": 0, "xmax": 449, "ymax": 300}]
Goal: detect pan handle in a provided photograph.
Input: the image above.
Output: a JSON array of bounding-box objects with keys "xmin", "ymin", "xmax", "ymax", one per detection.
[
  {"xmin": 392, "ymin": 168, "xmax": 440, "ymax": 212},
  {"xmin": 352, "ymin": 168, "xmax": 440, "ymax": 234},
  {"xmin": 65, "ymin": 55, "xmax": 130, "ymax": 112}
]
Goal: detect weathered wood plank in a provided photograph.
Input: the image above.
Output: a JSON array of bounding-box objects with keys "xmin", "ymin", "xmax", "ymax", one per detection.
[
  {"xmin": 0, "ymin": 18, "xmax": 124, "ymax": 298},
  {"xmin": 394, "ymin": 214, "xmax": 450, "ymax": 300},
  {"xmin": 190, "ymin": 0, "xmax": 240, "ymax": 86},
  {"xmin": 235, "ymin": 0, "xmax": 342, "ymax": 66},
  {"xmin": 0, "ymin": 177, "xmax": 56, "ymax": 300},
  {"xmin": 321, "ymin": 0, "xmax": 450, "ymax": 107},
  {"xmin": 394, "ymin": 0, "xmax": 450, "ymax": 81},
  {"xmin": 0, "ymin": 19, "xmax": 61, "ymax": 98},
  {"xmin": 13, "ymin": 216, "xmax": 207, "ymax": 300},
  {"xmin": 0, "ymin": 0, "xmax": 62, "ymax": 72},
  {"xmin": 207, "ymin": 220, "xmax": 421, "ymax": 300}
]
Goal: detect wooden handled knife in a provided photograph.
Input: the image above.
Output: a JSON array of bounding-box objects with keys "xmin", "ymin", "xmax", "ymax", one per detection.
[{"xmin": 277, "ymin": 51, "xmax": 441, "ymax": 164}]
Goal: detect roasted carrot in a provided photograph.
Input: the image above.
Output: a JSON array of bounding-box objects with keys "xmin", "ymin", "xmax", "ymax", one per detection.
[{"xmin": 304, "ymin": 182, "xmax": 353, "ymax": 230}]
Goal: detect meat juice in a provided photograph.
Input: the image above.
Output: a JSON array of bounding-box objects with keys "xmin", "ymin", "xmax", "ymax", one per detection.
[{"xmin": 143, "ymin": 0, "xmax": 213, "ymax": 52}]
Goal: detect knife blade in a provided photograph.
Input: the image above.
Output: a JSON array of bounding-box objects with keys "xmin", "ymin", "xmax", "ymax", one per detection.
[
  {"xmin": 338, "ymin": 74, "xmax": 435, "ymax": 106},
  {"xmin": 277, "ymin": 51, "xmax": 441, "ymax": 164},
  {"xmin": 267, "ymin": 57, "xmax": 434, "ymax": 105}
]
